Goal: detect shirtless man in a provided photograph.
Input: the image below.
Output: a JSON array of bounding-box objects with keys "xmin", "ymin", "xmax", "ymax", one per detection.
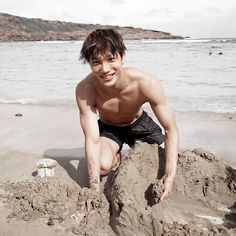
[{"xmin": 76, "ymin": 29, "xmax": 179, "ymax": 207}]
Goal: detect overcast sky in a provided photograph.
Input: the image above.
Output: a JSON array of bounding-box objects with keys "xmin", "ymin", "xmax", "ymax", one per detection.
[{"xmin": 1, "ymin": 0, "xmax": 236, "ymax": 38}]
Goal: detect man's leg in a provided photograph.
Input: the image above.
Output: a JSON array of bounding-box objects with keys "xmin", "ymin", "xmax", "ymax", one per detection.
[{"xmin": 100, "ymin": 137, "xmax": 121, "ymax": 176}]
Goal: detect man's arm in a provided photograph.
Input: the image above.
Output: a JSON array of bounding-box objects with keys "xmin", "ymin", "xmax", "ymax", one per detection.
[
  {"xmin": 76, "ymin": 82, "xmax": 101, "ymax": 192},
  {"xmin": 141, "ymin": 74, "xmax": 179, "ymax": 201}
]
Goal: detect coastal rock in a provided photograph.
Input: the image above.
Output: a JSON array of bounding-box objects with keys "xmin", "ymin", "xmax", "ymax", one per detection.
[{"xmin": 0, "ymin": 12, "xmax": 183, "ymax": 42}]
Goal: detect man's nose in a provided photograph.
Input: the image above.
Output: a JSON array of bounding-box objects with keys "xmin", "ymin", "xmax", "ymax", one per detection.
[{"xmin": 101, "ymin": 62, "xmax": 110, "ymax": 73}]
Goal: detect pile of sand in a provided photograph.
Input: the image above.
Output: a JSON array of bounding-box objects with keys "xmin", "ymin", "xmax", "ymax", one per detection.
[
  {"xmin": 1, "ymin": 141, "xmax": 236, "ymax": 235},
  {"xmin": 105, "ymin": 142, "xmax": 236, "ymax": 235},
  {"xmin": 2, "ymin": 178, "xmax": 114, "ymax": 235}
]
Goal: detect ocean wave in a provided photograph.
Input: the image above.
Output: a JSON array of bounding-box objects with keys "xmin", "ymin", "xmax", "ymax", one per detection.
[
  {"xmin": 35, "ymin": 40, "xmax": 82, "ymax": 44},
  {"xmin": 140, "ymin": 38, "xmax": 236, "ymax": 44},
  {"xmin": 140, "ymin": 39, "xmax": 212, "ymax": 44},
  {"xmin": 0, "ymin": 97, "xmax": 235, "ymax": 114},
  {"xmin": 210, "ymin": 38, "xmax": 236, "ymax": 44},
  {"xmin": 0, "ymin": 98, "xmax": 33, "ymax": 105},
  {"xmin": 180, "ymin": 81, "xmax": 236, "ymax": 88},
  {"xmin": 0, "ymin": 98, "xmax": 76, "ymax": 106},
  {"xmin": 173, "ymin": 105, "xmax": 236, "ymax": 114}
]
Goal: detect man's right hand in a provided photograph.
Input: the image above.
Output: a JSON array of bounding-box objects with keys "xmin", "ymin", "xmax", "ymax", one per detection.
[
  {"xmin": 80, "ymin": 175, "xmax": 100, "ymax": 212},
  {"xmin": 81, "ymin": 199, "xmax": 92, "ymax": 212}
]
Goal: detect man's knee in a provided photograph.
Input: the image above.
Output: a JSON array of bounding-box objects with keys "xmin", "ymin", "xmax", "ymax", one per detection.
[
  {"xmin": 100, "ymin": 152, "xmax": 114, "ymax": 171},
  {"xmin": 99, "ymin": 137, "xmax": 120, "ymax": 173}
]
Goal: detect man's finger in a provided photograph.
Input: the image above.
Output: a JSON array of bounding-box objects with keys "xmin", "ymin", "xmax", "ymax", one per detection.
[
  {"xmin": 160, "ymin": 189, "xmax": 169, "ymax": 201},
  {"xmin": 86, "ymin": 199, "xmax": 92, "ymax": 212},
  {"xmin": 161, "ymin": 174, "xmax": 167, "ymax": 183},
  {"xmin": 80, "ymin": 201, "xmax": 86, "ymax": 211}
]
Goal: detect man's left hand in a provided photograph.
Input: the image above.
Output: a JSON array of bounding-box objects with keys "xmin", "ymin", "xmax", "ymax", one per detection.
[{"xmin": 160, "ymin": 174, "xmax": 174, "ymax": 201}]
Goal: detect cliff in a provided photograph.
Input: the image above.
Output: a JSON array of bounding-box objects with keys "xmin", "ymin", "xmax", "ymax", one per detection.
[{"xmin": 0, "ymin": 12, "xmax": 183, "ymax": 42}]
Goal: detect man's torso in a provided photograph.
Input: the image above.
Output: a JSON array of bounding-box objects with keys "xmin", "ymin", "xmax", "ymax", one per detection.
[{"xmin": 87, "ymin": 67, "xmax": 148, "ymax": 126}]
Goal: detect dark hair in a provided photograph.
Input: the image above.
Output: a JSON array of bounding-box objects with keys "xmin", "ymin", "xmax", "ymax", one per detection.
[{"xmin": 80, "ymin": 29, "xmax": 127, "ymax": 63}]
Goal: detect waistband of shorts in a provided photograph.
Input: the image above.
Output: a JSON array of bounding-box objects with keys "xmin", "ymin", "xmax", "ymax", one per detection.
[
  {"xmin": 130, "ymin": 110, "xmax": 147, "ymax": 128},
  {"xmin": 98, "ymin": 110, "xmax": 147, "ymax": 129}
]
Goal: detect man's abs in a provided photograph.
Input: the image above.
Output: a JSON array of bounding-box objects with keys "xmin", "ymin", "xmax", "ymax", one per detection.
[{"xmin": 98, "ymin": 108, "xmax": 143, "ymax": 126}]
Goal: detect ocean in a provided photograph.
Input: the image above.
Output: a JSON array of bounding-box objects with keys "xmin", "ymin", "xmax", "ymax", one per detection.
[{"xmin": 0, "ymin": 38, "xmax": 236, "ymax": 113}]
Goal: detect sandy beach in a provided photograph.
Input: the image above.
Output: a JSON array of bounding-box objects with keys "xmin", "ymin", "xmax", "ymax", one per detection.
[{"xmin": 0, "ymin": 103, "xmax": 236, "ymax": 235}]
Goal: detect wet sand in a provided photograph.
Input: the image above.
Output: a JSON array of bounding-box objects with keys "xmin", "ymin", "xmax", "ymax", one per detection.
[{"xmin": 1, "ymin": 103, "xmax": 235, "ymax": 165}]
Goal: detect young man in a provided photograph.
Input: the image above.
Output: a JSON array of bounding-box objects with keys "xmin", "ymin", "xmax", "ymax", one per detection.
[{"xmin": 76, "ymin": 29, "xmax": 179, "ymax": 204}]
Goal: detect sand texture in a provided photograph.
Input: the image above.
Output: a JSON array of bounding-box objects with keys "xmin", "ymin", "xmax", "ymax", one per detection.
[
  {"xmin": 1, "ymin": 141, "xmax": 236, "ymax": 235},
  {"xmin": 1, "ymin": 178, "xmax": 114, "ymax": 236},
  {"xmin": 105, "ymin": 142, "xmax": 236, "ymax": 235}
]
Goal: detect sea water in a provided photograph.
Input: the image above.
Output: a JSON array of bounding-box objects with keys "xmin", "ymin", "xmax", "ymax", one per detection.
[{"xmin": 0, "ymin": 39, "xmax": 235, "ymax": 113}]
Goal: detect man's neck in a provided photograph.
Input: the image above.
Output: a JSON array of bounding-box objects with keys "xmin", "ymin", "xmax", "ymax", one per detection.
[
  {"xmin": 113, "ymin": 68, "xmax": 127, "ymax": 90},
  {"xmin": 100, "ymin": 68, "xmax": 127, "ymax": 96}
]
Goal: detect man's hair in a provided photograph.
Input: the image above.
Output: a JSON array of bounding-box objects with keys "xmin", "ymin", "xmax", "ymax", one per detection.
[{"xmin": 80, "ymin": 29, "xmax": 127, "ymax": 63}]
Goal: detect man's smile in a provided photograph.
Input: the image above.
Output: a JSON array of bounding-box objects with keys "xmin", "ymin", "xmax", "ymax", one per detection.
[{"xmin": 101, "ymin": 73, "xmax": 115, "ymax": 81}]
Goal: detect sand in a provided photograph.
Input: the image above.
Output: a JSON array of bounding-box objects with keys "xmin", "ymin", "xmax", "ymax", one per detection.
[
  {"xmin": 105, "ymin": 142, "xmax": 236, "ymax": 235},
  {"xmin": 0, "ymin": 103, "xmax": 236, "ymax": 235}
]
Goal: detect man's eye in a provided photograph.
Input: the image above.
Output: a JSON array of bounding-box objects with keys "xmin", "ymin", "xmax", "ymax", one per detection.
[
  {"xmin": 92, "ymin": 61, "xmax": 100, "ymax": 65},
  {"xmin": 108, "ymin": 58, "xmax": 116, "ymax": 62}
]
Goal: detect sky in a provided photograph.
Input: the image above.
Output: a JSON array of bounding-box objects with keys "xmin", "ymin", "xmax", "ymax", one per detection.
[{"xmin": 0, "ymin": 0, "xmax": 236, "ymax": 38}]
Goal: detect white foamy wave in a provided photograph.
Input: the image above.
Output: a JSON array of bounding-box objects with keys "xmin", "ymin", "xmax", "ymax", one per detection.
[
  {"xmin": 36, "ymin": 40, "xmax": 83, "ymax": 44},
  {"xmin": 183, "ymin": 39, "xmax": 212, "ymax": 43},
  {"xmin": 140, "ymin": 39, "xmax": 212, "ymax": 44},
  {"xmin": 140, "ymin": 38, "xmax": 236, "ymax": 44},
  {"xmin": 0, "ymin": 98, "xmax": 76, "ymax": 107},
  {"xmin": 173, "ymin": 103, "xmax": 236, "ymax": 114},
  {"xmin": 36, "ymin": 41, "xmax": 71, "ymax": 44},
  {"xmin": 210, "ymin": 38, "xmax": 236, "ymax": 43},
  {"xmin": 0, "ymin": 98, "xmax": 35, "ymax": 105}
]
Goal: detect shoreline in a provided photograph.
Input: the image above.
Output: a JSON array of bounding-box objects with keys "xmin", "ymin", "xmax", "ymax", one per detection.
[
  {"xmin": 1, "ymin": 101, "xmax": 235, "ymax": 115},
  {"xmin": 0, "ymin": 103, "xmax": 235, "ymax": 166}
]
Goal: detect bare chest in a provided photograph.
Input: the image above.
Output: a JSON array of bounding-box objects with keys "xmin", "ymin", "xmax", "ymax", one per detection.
[
  {"xmin": 96, "ymin": 92, "xmax": 144, "ymax": 124},
  {"xmin": 97, "ymin": 97, "xmax": 140, "ymax": 113}
]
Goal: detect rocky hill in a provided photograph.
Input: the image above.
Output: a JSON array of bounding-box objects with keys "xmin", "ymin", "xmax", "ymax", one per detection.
[{"xmin": 0, "ymin": 12, "xmax": 183, "ymax": 42}]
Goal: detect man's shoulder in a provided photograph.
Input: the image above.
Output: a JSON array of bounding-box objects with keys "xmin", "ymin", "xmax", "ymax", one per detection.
[
  {"xmin": 77, "ymin": 73, "xmax": 95, "ymax": 88},
  {"xmin": 76, "ymin": 74, "xmax": 96, "ymax": 96},
  {"xmin": 124, "ymin": 67, "xmax": 158, "ymax": 84},
  {"xmin": 125, "ymin": 66, "xmax": 146, "ymax": 77}
]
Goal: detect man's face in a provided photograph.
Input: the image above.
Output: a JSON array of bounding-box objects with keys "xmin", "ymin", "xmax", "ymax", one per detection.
[{"xmin": 89, "ymin": 52, "xmax": 123, "ymax": 86}]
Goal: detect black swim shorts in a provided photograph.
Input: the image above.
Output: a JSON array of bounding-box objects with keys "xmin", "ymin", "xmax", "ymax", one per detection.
[{"xmin": 98, "ymin": 110, "xmax": 164, "ymax": 151}]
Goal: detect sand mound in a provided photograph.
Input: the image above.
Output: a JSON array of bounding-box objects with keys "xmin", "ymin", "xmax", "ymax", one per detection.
[
  {"xmin": 1, "ymin": 141, "xmax": 236, "ymax": 235},
  {"xmin": 2, "ymin": 178, "xmax": 114, "ymax": 235},
  {"xmin": 105, "ymin": 142, "xmax": 236, "ymax": 235}
]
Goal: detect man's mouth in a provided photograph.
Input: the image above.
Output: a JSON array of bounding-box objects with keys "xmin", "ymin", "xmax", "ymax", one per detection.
[{"xmin": 102, "ymin": 73, "xmax": 115, "ymax": 81}]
